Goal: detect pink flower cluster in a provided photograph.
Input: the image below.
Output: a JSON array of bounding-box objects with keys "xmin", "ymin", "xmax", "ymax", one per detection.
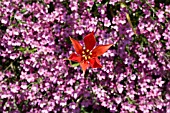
[{"xmin": 0, "ymin": 0, "xmax": 170, "ymax": 112}]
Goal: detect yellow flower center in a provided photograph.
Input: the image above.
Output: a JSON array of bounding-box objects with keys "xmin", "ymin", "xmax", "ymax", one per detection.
[{"xmin": 82, "ymin": 49, "xmax": 92, "ymax": 60}]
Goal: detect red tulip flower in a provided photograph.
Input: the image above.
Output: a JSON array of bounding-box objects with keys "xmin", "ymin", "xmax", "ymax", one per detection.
[{"xmin": 69, "ymin": 32, "xmax": 112, "ymax": 73}]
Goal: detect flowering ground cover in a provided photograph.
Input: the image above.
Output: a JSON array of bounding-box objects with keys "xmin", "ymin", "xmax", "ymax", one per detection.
[{"xmin": 0, "ymin": 0, "xmax": 170, "ymax": 113}]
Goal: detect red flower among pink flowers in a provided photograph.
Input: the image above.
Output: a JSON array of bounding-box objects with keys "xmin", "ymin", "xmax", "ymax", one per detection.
[{"xmin": 69, "ymin": 32, "xmax": 113, "ymax": 72}]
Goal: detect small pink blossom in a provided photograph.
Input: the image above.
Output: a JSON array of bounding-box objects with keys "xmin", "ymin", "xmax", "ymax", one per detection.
[
  {"xmin": 130, "ymin": 74, "xmax": 136, "ymax": 80},
  {"xmin": 117, "ymin": 84, "xmax": 124, "ymax": 93},
  {"xmin": 139, "ymin": 54, "xmax": 147, "ymax": 64}
]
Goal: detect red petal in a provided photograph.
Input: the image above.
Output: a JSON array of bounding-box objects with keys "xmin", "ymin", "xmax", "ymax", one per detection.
[
  {"xmin": 84, "ymin": 32, "xmax": 96, "ymax": 51},
  {"xmin": 80, "ymin": 61, "xmax": 89, "ymax": 72},
  {"xmin": 69, "ymin": 53, "xmax": 82, "ymax": 62},
  {"xmin": 92, "ymin": 44, "xmax": 113, "ymax": 57},
  {"xmin": 89, "ymin": 58, "xmax": 102, "ymax": 68},
  {"xmin": 70, "ymin": 37, "xmax": 83, "ymax": 54}
]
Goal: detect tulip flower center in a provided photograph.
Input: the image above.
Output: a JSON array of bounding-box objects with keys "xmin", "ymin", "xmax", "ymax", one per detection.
[{"xmin": 82, "ymin": 49, "xmax": 92, "ymax": 61}]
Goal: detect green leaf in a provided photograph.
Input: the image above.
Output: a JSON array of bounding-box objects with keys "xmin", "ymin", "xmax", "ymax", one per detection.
[
  {"xmin": 29, "ymin": 48, "xmax": 37, "ymax": 53},
  {"xmin": 71, "ymin": 63, "xmax": 80, "ymax": 67},
  {"xmin": 125, "ymin": 45, "xmax": 130, "ymax": 54},
  {"xmin": 17, "ymin": 20, "xmax": 26, "ymax": 24},
  {"xmin": 20, "ymin": 8, "xmax": 27, "ymax": 13},
  {"xmin": 18, "ymin": 47, "xmax": 37, "ymax": 53},
  {"xmin": 18, "ymin": 47, "xmax": 27, "ymax": 52},
  {"xmin": 127, "ymin": 96, "xmax": 136, "ymax": 104},
  {"xmin": 96, "ymin": 3, "xmax": 101, "ymax": 7},
  {"xmin": 37, "ymin": 77, "xmax": 43, "ymax": 84}
]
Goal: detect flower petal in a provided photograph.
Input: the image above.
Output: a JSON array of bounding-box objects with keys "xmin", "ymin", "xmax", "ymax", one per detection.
[
  {"xmin": 92, "ymin": 44, "xmax": 113, "ymax": 57},
  {"xmin": 80, "ymin": 61, "xmax": 89, "ymax": 72},
  {"xmin": 69, "ymin": 53, "xmax": 82, "ymax": 62},
  {"xmin": 70, "ymin": 37, "xmax": 83, "ymax": 54},
  {"xmin": 89, "ymin": 58, "xmax": 102, "ymax": 68},
  {"xmin": 84, "ymin": 32, "xmax": 96, "ymax": 51}
]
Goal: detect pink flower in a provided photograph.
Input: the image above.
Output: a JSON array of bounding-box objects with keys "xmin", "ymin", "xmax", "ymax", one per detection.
[
  {"xmin": 117, "ymin": 84, "xmax": 124, "ymax": 93},
  {"xmin": 156, "ymin": 10, "xmax": 165, "ymax": 22},
  {"xmin": 130, "ymin": 74, "xmax": 136, "ymax": 80},
  {"xmin": 115, "ymin": 97, "xmax": 122, "ymax": 104},
  {"xmin": 139, "ymin": 54, "xmax": 147, "ymax": 64}
]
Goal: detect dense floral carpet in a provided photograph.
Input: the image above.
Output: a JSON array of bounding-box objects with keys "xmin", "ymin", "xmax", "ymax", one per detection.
[{"xmin": 0, "ymin": 0, "xmax": 170, "ymax": 113}]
